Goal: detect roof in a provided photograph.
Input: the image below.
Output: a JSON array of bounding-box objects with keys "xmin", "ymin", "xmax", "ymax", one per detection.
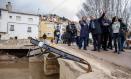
[
  {"xmin": 0, "ymin": 8, "xmax": 39, "ymax": 16},
  {"xmin": 0, "ymin": 8, "xmax": 8, "ymax": 11},
  {"xmin": 0, "ymin": 32, "xmax": 6, "ymax": 34}
]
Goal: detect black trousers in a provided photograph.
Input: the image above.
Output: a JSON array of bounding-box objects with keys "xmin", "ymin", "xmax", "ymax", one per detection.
[
  {"xmin": 101, "ymin": 33, "xmax": 109, "ymax": 50},
  {"xmin": 107, "ymin": 33, "xmax": 113, "ymax": 49},
  {"xmin": 67, "ymin": 37, "xmax": 72, "ymax": 46},
  {"xmin": 92, "ymin": 34, "xmax": 101, "ymax": 50}
]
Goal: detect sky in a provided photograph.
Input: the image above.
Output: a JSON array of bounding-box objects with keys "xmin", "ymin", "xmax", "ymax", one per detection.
[{"xmin": 0, "ymin": 0, "xmax": 85, "ymax": 21}]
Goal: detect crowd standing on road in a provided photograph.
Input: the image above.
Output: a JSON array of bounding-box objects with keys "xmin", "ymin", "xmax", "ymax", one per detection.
[{"xmin": 53, "ymin": 12, "xmax": 130, "ymax": 54}]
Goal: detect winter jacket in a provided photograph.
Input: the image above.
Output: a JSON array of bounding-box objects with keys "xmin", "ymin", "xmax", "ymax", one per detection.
[
  {"xmin": 89, "ymin": 13, "xmax": 106, "ymax": 34},
  {"xmin": 54, "ymin": 29, "xmax": 60, "ymax": 37},
  {"xmin": 101, "ymin": 19, "xmax": 111, "ymax": 33},
  {"xmin": 119, "ymin": 22, "xmax": 128, "ymax": 37},
  {"xmin": 112, "ymin": 22, "xmax": 120, "ymax": 33},
  {"xmin": 66, "ymin": 24, "xmax": 77, "ymax": 38},
  {"xmin": 79, "ymin": 20, "xmax": 90, "ymax": 37},
  {"xmin": 120, "ymin": 22, "xmax": 127, "ymax": 32},
  {"xmin": 89, "ymin": 19, "xmax": 102, "ymax": 34}
]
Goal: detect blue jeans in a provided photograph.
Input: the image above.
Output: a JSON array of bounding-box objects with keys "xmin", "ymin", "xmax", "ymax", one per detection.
[
  {"xmin": 113, "ymin": 33, "xmax": 121, "ymax": 52},
  {"xmin": 79, "ymin": 36, "xmax": 89, "ymax": 49},
  {"xmin": 119, "ymin": 33, "xmax": 126, "ymax": 50}
]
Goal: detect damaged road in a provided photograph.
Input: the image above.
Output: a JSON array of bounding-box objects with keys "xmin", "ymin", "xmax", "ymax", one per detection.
[
  {"xmin": 55, "ymin": 44, "xmax": 131, "ymax": 79},
  {"xmin": 0, "ymin": 39, "xmax": 131, "ymax": 79}
]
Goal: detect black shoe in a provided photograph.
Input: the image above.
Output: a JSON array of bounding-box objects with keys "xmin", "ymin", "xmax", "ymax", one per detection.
[
  {"xmin": 98, "ymin": 49, "xmax": 101, "ymax": 52},
  {"xmin": 110, "ymin": 48, "xmax": 113, "ymax": 50},
  {"xmin": 79, "ymin": 47, "xmax": 81, "ymax": 50},
  {"xmin": 104, "ymin": 49, "xmax": 108, "ymax": 51},
  {"xmin": 121, "ymin": 49, "xmax": 125, "ymax": 52},
  {"xmin": 118, "ymin": 51, "xmax": 121, "ymax": 54},
  {"xmin": 114, "ymin": 50, "xmax": 117, "ymax": 53},
  {"xmin": 107, "ymin": 47, "xmax": 113, "ymax": 50},
  {"xmin": 84, "ymin": 48, "xmax": 87, "ymax": 50},
  {"xmin": 92, "ymin": 49, "xmax": 97, "ymax": 51},
  {"xmin": 68, "ymin": 44, "xmax": 71, "ymax": 46}
]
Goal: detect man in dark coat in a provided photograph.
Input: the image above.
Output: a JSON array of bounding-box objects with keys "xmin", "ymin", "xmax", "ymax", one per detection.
[
  {"xmin": 101, "ymin": 14, "xmax": 111, "ymax": 51},
  {"xmin": 79, "ymin": 16, "xmax": 90, "ymax": 50},
  {"xmin": 66, "ymin": 22, "xmax": 77, "ymax": 46},
  {"xmin": 89, "ymin": 14, "xmax": 104, "ymax": 52}
]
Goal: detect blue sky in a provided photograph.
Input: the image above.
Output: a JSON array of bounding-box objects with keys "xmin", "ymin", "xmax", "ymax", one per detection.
[{"xmin": 0, "ymin": 0, "xmax": 85, "ymax": 21}]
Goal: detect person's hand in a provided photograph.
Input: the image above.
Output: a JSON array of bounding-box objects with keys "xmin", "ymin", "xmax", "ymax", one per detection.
[
  {"xmin": 104, "ymin": 23, "xmax": 109, "ymax": 26},
  {"xmin": 102, "ymin": 9, "xmax": 107, "ymax": 13}
]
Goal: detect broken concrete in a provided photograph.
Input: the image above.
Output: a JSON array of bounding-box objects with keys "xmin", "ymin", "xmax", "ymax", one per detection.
[
  {"xmin": 58, "ymin": 58, "xmax": 86, "ymax": 79},
  {"xmin": 0, "ymin": 39, "xmax": 32, "ymax": 49},
  {"xmin": 0, "ymin": 39, "xmax": 131, "ymax": 79},
  {"xmin": 56, "ymin": 44, "xmax": 131, "ymax": 79},
  {"xmin": 44, "ymin": 53, "xmax": 59, "ymax": 75},
  {"xmin": 58, "ymin": 58, "xmax": 116, "ymax": 79}
]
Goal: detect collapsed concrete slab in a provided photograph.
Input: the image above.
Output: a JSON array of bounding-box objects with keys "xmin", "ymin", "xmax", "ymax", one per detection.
[
  {"xmin": 58, "ymin": 58, "xmax": 116, "ymax": 79},
  {"xmin": 56, "ymin": 45, "xmax": 131, "ymax": 79},
  {"xmin": 58, "ymin": 58, "xmax": 86, "ymax": 79}
]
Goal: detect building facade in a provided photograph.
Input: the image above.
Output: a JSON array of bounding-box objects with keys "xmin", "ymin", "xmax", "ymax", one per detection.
[
  {"xmin": 39, "ymin": 21, "xmax": 55, "ymax": 39},
  {"xmin": 0, "ymin": 8, "xmax": 39, "ymax": 40},
  {"xmin": 39, "ymin": 15, "xmax": 69, "ymax": 39}
]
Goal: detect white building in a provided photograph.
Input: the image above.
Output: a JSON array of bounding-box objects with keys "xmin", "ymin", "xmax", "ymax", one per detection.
[{"xmin": 0, "ymin": 2, "xmax": 39, "ymax": 40}]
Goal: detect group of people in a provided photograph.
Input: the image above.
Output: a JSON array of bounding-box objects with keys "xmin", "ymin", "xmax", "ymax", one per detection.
[{"xmin": 61, "ymin": 12, "xmax": 128, "ymax": 54}]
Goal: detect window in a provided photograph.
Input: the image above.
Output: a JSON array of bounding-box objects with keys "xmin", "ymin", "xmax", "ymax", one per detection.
[
  {"xmin": 27, "ymin": 27, "xmax": 32, "ymax": 33},
  {"xmin": 9, "ymin": 16, "xmax": 12, "ymax": 19},
  {"xmin": 10, "ymin": 25, "xmax": 14, "ymax": 31},
  {"xmin": 16, "ymin": 16, "xmax": 21, "ymax": 21},
  {"xmin": 28, "ymin": 18, "xmax": 33, "ymax": 22},
  {"xmin": 47, "ymin": 33, "xmax": 51, "ymax": 35}
]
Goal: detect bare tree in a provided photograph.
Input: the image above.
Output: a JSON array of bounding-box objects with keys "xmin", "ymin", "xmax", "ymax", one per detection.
[{"xmin": 78, "ymin": 0, "xmax": 131, "ymax": 25}]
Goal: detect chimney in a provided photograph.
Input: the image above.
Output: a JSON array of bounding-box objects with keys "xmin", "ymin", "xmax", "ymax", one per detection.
[{"xmin": 6, "ymin": 2, "xmax": 12, "ymax": 12}]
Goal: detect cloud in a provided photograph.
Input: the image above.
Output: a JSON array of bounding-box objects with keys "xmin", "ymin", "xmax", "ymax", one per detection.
[{"xmin": 0, "ymin": 0, "xmax": 85, "ymax": 21}]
